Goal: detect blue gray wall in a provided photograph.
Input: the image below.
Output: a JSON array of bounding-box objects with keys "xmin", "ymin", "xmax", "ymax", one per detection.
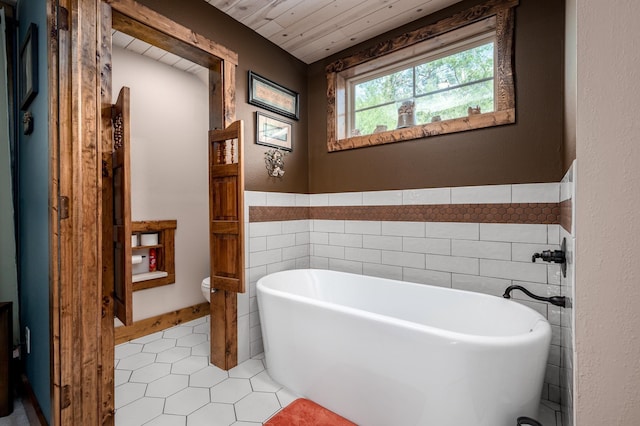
[
  {"xmin": 0, "ymin": 7, "xmax": 20, "ymax": 345},
  {"xmin": 16, "ymin": 0, "xmax": 50, "ymax": 421}
]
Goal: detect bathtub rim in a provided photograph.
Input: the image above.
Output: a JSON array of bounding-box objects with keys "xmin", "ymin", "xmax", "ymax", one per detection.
[{"xmin": 257, "ymin": 268, "xmax": 551, "ymax": 346}]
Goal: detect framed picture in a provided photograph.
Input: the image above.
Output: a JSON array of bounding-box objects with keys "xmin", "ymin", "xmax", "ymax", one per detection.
[
  {"xmin": 20, "ymin": 23, "xmax": 38, "ymax": 111},
  {"xmin": 256, "ymin": 112, "xmax": 293, "ymax": 151},
  {"xmin": 248, "ymin": 71, "xmax": 299, "ymax": 120}
]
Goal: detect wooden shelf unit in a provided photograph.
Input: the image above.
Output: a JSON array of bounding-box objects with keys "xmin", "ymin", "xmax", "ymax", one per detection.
[{"xmin": 131, "ymin": 220, "xmax": 177, "ymax": 291}]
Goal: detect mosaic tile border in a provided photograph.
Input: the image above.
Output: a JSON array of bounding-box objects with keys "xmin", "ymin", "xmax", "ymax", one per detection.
[
  {"xmin": 250, "ymin": 203, "xmax": 560, "ymax": 224},
  {"xmin": 250, "ymin": 206, "xmax": 310, "ymax": 222},
  {"xmin": 560, "ymin": 199, "xmax": 572, "ymax": 233}
]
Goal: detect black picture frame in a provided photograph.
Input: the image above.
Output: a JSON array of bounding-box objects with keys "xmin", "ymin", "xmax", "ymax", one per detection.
[
  {"xmin": 248, "ymin": 71, "xmax": 299, "ymax": 121},
  {"xmin": 20, "ymin": 23, "xmax": 38, "ymax": 111},
  {"xmin": 255, "ymin": 112, "xmax": 293, "ymax": 152}
]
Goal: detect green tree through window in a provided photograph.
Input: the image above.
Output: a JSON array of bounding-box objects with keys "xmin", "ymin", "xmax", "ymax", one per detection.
[{"xmin": 352, "ymin": 41, "xmax": 495, "ymax": 136}]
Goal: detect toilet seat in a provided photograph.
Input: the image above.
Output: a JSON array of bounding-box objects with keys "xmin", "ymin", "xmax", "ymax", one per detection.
[{"xmin": 201, "ymin": 277, "xmax": 216, "ymax": 302}]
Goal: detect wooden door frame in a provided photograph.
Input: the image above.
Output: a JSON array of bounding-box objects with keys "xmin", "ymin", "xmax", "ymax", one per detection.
[{"xmin": 50, "ymin": 0, "xmax": 239, "ymax": 423}]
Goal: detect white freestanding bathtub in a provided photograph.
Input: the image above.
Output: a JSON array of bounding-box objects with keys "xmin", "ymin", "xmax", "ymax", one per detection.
[{"xmin": 257, "ymin": 269, "xmax": 551, "ymax": 426}]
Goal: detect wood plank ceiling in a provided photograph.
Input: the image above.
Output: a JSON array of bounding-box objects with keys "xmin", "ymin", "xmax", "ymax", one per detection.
[
  {"xmin": 112, "ymin": 30, "xmax": 206, "ymax": 75},
  {"xmin": 205, "ymin": 0, "xmax": 462, "ymax": 64}
]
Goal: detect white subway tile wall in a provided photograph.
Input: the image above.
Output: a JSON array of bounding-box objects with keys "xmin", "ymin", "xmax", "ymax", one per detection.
[
  {"xmin": 243, "ymin": 182, "xmax": 567, "ymax": 408},
  {"xmin": 402, "ymin": 187, "xmax": 451, "ymax": 205},
  {"xmin": 241, "ymin": 193, "xmax": 309, "ymax": 360},
  {"xmin": 362, "ymin": 189, "xmax": 403, "ymax": 205},
  {"xmin": 426, "ymin": 222, "xmax": 479, "ymax": 240},
  {"xmin": 512, "ymin": 182, "xmax": 560, "ymax": 203},
  {"xmin": 451, "ymin": 184, "xmax": 512, "ymax": 204},
  {"xmin": 328, "ymin": 192, "xmax": 363, "ymax": 206}
]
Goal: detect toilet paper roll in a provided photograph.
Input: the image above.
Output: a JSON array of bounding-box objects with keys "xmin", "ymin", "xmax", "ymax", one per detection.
[
  {"xmin": 131, "ymin": 235, "xmax": 138, "ymax": 247},
  {"xmin": 131, "ymin": 255, "xmax": 143, "ymax": 265},
  {"xmin": 140, "ymin": 233, "xmax": 158, "ymax": 246}
]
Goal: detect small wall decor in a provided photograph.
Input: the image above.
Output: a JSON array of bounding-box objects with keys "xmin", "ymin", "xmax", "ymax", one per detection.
[
  {"xmin": 22, "ymin": 112, "xmax": 34, "ymax": 135},
  {"xmin": 249, "ymin": 71, "xmax": 299, "ymax": 120},
  {"xmin": 20, "ymin": 23, "xmax": 38, "ymax": 111},
  {"xmin": 264, "ymin": 148, "xmax": 286, "ymax": 178},
  {"xmin": 256, "ymin": 112, "xmax": 292, "ymax": 151}
]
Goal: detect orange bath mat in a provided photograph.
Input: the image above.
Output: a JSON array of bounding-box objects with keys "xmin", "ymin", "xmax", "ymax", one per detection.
[{"xmin": 265, "ymin": 398, "xmax": 357, "ymax": 426}]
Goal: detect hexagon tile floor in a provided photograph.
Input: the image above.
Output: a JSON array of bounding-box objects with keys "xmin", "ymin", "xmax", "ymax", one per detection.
[
  {"xmin": 115, "ymin": 316, "xmax": 298, "ymax": 426},
  {"xmin": 115, "ymin": 316, "xmax": 564, "ymax": 426}
]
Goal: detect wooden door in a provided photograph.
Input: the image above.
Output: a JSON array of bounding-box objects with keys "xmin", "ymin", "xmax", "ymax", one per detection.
[
  {"xmin": 112, "ymin": 86, "xmax": 133, "ymax": 326},
  {"xmin": 209, "ymin": 120, "xmax": 245, "ymax": 369}
]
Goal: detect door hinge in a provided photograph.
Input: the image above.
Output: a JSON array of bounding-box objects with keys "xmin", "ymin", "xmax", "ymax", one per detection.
[
  {"xmin": 59, "ymin": 196, "xmax": 70, "ymax": 220},
  {"xmin": 61, "ymin": 384, "xmax": 71, "ymax": 409}
]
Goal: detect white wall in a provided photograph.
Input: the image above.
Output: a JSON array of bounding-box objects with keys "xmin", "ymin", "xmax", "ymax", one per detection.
[
  {"xmin": 113, "ymin": 47, "xmax": 210, "ymax": 321},
  {"xmin": 575, "ymin": 0, "xmax": 640, "ymax": 423},
  {"xmin": 243, "ymin": 191, "xmax": 311, "ymax": 360}
]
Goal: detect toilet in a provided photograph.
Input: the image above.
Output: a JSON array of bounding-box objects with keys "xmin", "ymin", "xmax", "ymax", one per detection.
[{"xmin": 201, "ymin": 277, "xmax": 216, "ymax": 302}]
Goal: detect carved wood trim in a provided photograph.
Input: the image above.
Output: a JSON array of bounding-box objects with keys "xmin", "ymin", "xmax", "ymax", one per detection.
[
  {"xmin": 329, "ymin": 108, "xmax": 515, "ymax": 152},
  {"xmin": 100, "ymin": 2, "xmax": 116, "ymax": 423},
  {"xmin": 495, "ymin": 8, "xmax": 516, "ymax": 111},
  {"xmin": 325, "ymin": 0, "xmax": 518, "ymax": 73},
  {"xmin": 112, "ymin": 87, "xmax": 133, "ymax": 326},
  {"xmin": 326, "ymin": 0, "xmax": 519, "ymax": 152}
]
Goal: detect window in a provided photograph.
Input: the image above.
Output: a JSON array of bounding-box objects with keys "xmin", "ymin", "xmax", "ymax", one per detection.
[
  {"xmin": 326, "ymin": 0, "xmax": 518, "ymax": 152},
  {"xmin": 350, "ymin": 35, "xmax": 495, "ymax": 136}
]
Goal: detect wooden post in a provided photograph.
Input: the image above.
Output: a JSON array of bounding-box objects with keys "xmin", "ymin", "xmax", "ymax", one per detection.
[{"xmin": 55, "ymin": 0, "xmax": 104, "ymax": 423}]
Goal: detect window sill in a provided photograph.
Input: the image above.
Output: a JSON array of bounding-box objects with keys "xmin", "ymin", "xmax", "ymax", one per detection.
[{"xmin": 328, "ymin": 108, "xmax": 515, "ymax": 152}]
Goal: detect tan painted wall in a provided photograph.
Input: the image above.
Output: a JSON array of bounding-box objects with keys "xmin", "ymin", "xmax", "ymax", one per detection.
[
  {"xmin": 575, "ymin": 0, "xmax": 640, "ymax": 423},
  {"xmin": 307, "ymin": 0, "xmax": 565, "ymax": 193},
  {"xmin": 563, "ymin": 0, "xmax": 576, "ymax": 172},
  {"xmin": 137, "ymin": 0, "xmax": 566, "ymax": 195}
]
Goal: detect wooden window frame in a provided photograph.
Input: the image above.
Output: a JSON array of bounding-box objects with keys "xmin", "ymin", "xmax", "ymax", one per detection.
[{"xmin": 326, "ymin": 0, "xmax": 518, "ymax": 152}]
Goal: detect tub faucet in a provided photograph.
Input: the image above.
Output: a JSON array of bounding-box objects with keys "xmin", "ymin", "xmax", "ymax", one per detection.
[
  {"xmin": 531, "ymin": 249, "xmax": 565, "ymax": 264},
  {"xmin": 503, "ymin": 285, "xmax": 567, "ymax": 308},
  {"xmin": 531, "ymin": 237, "xmax": 568, "ymax": 278}
]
